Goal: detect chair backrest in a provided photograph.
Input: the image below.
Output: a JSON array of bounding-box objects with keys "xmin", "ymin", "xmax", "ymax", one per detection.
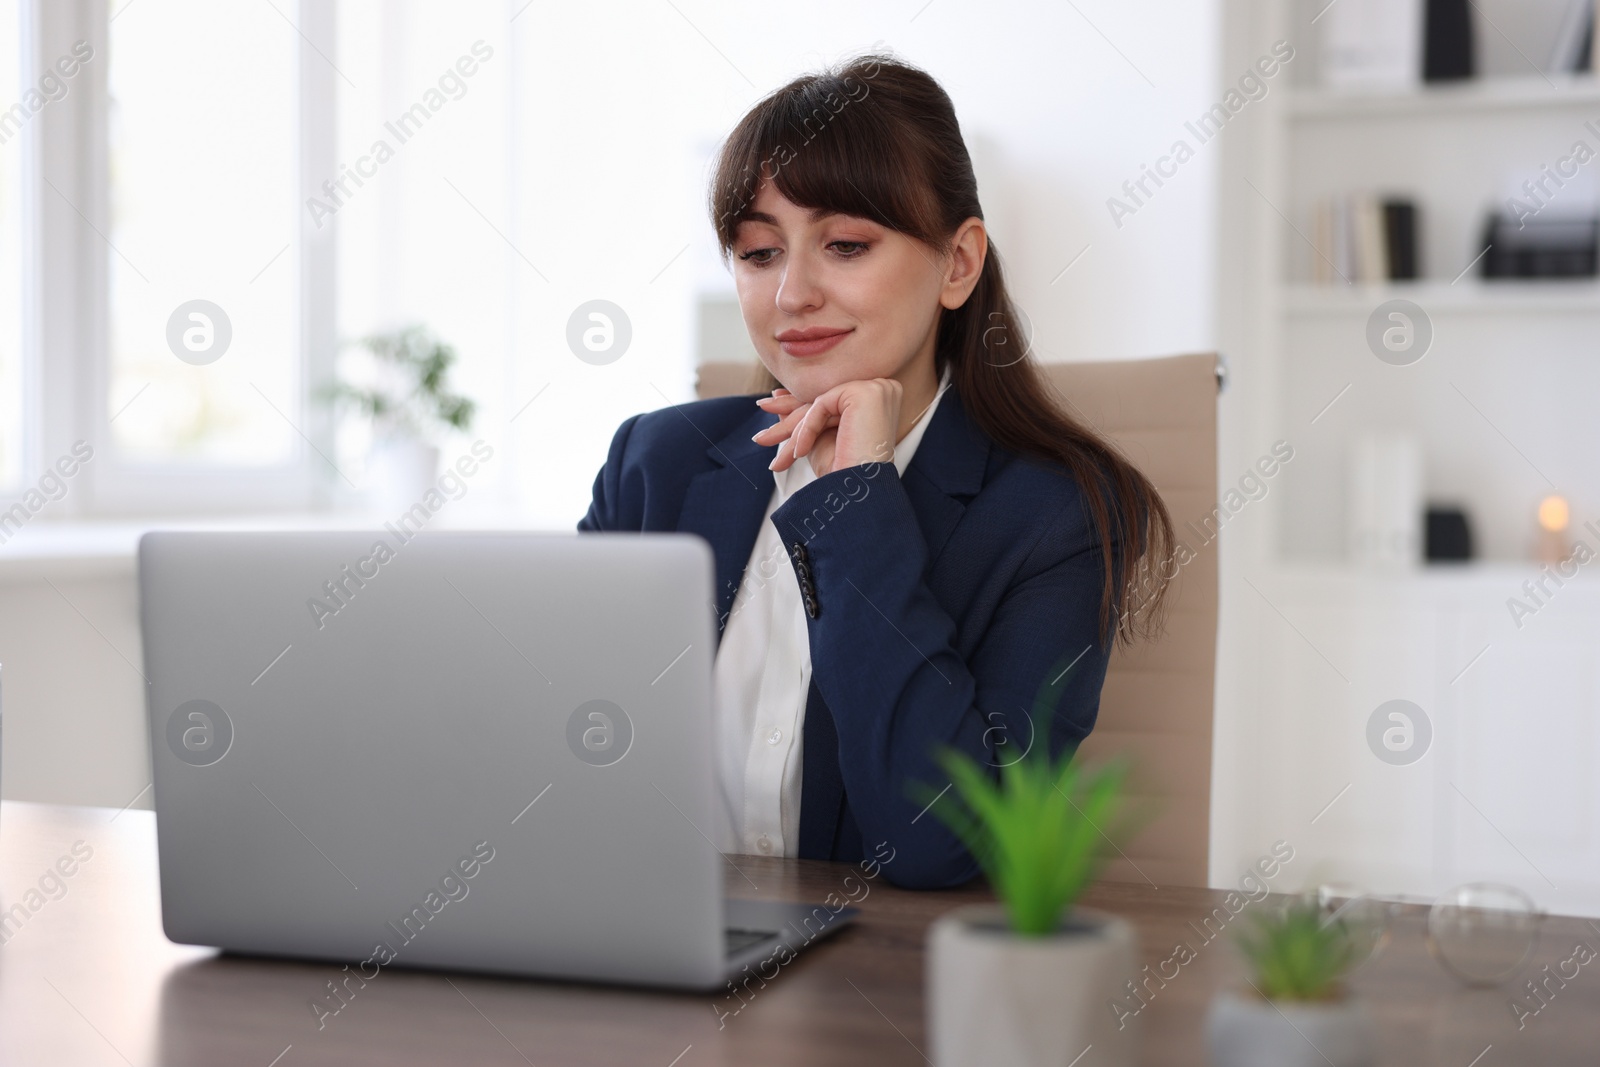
[{"xmin": 695, "ymin": 354, "xmax": 1219, "ymax": 888}]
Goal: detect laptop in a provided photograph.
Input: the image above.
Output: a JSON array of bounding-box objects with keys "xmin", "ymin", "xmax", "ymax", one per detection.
[{"xmin": 137, "ymin": 530, "xmax": 856, "ymax": 992}]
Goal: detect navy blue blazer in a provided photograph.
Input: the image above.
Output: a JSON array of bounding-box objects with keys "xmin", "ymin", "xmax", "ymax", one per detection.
[{"xmin": 576, "ymin": 384, "xmax": 1114, "ymax": 889}]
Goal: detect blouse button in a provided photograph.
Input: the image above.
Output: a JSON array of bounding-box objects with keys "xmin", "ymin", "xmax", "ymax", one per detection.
[
  {"xmin": 768, "ymin": 728, "xmax": 782, "ymax": 745},
  {"xmin": 757, "ymin": 835, "xmax": 773, "ymax": 854}
]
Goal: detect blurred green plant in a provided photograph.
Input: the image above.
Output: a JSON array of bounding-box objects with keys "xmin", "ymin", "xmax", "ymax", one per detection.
[
  {"xmin": 1236, "ymin": 898, "xmax": 1359, "ymax": 1002},
  {"xmin": 316, "ymin": 324, "xmax": 475, "ymax": 441},
  {"xmin": 910, "ymin": 662, "xmax": 1140, "ymax": 936}
]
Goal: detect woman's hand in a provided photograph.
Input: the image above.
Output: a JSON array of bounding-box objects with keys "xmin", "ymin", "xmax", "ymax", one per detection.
[{"xmin": 752, "ymin": 378, "xmax": 903, "ymax": 478}]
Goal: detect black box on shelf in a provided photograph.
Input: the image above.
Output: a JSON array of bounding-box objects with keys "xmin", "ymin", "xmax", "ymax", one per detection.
[
  {"xmin": 1425, "ymin": 507, "xmax": 1473, "ymax": 562},
  {"xmin": 1479, "ymin": 213, "xmax": 1599, "ymax": 279},
  {"xmin": 1423, "ymin": 0, "xmax": 1474, "ymax": 81}
]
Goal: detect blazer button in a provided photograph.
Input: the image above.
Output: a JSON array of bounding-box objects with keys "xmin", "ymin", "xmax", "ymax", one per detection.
[
  {"xmin": 794, "ymin": 561, "xmax": 810, "ymax": 580},
  {"xmin": 790, "ymin": 541, "xmax": 809, "ymax": 563},
  {"xmin": 803, "ymin": 595, "xmax": 820, "ymax": 619}
]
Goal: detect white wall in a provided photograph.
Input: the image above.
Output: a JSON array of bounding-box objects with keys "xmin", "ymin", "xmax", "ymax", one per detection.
[
  {"xmin": 0, "ymin": 565, "xmax": 149, "ymax": 811},
  {"xmin": 518, "ymin": 0, "xmax": 1221, "ymax": 530}
]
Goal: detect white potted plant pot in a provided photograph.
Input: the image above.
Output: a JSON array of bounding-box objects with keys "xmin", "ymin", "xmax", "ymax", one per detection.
[
  {"xmin": 1206, "ymin": 988, "xmax": 1376, "ymax": 1067},
  {"xmin": 366, "ymin": 434, "xmax": 440, "ymax": 516},
  {"xmin": 928, "ymin": 902, "xmax": 1138, "ymax": 1067}
]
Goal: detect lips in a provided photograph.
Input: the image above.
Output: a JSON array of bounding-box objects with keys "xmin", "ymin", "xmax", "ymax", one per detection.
[{"xmin": 777, "ymin": 328, "xmax": 852, "ymax": 358}]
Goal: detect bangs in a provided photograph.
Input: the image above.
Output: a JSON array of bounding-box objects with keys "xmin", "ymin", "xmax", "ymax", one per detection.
[{"xmin": 708, "ymin": 65, "xmax": 945, "ymax": 256}]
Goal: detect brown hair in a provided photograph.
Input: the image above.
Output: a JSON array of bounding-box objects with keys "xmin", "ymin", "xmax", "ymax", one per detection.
[{"xmin": 707, "ymin": 51, "xmax": 1175, "ymax": 648}]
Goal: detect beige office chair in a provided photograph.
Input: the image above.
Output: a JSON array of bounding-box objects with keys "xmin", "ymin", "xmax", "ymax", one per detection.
[{"xmin": 695, "ymin": 354, "xmax": 1219, "ymax": 888}]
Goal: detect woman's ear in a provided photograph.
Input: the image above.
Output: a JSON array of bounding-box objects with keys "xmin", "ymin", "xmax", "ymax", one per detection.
[{"xmin": 939, "ymin": 216, "xmax": 988, "ymax": 310}]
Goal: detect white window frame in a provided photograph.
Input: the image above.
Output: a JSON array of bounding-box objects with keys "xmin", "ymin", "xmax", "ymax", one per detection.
[
  {"xmin": 30, "ymin": 0, "xmax": 340, "ymax": 518},
  {"xmin": 1, "ymin": 0, "xmax": 40, "ymax": 498}
]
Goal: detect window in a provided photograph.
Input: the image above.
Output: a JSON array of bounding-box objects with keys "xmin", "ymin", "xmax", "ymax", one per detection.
[
  {"xmin": 105, "ymin": 0, "xmax": 298, "ymax": 467},
  {"xmin": 331, "ymin": 1, "xmax": 514, "ymax": 495},
  {"xmin": 23, "ymin": 0, "xmax": 697, "ymax": 522},
  {"xmin": 0, "ymin": 0, "xmax": 24, "ymax": 489}
]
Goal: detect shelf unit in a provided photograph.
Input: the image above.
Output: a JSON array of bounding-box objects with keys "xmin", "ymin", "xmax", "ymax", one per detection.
[
  {"xmin": 1282, "ymin": 279, "xmax": 1600, "ymax": 315},
  {"xmin": 1241, "ymin": 27, "xmax": 1600, "ymax": 565},
  {"xmin": 1287, "ymin": 72, "xmax": 1600, "ymax": 118},
  {"xmin": 1213, "ymin": 0, "xmax": 1600, "ymax": 915}
]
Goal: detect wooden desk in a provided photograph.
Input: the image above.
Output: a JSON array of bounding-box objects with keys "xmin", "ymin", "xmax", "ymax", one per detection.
[{"xmin": 1, "ymin": 801, "xmax": 1595, "ymax": 1065}]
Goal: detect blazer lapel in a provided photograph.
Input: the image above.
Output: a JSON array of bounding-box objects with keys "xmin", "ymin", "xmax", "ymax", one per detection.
[
  {"xmin": 896, "ymin": 384, "xmax": 991, "ymax": 564},
  {"xmin": 675, "ymin": 400, "xmax": 778, "ymax": 647}
]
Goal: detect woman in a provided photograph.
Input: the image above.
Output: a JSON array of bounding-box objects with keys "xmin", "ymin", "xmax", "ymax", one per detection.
[{"xmin": 578, "ymin": 52, "xmax": 1173, "ymax": 890}]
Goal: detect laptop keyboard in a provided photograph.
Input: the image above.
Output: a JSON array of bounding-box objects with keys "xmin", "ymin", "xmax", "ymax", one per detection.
[{"xmin": 725, "ymin": 927, "xmax": 779, "ymax": 956}]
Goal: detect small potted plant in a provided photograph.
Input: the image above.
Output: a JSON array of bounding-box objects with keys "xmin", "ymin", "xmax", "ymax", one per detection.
[
  {"xmin": 916, "ymin": 697, "xmax": 1142, "ymax": 1067},
  {"xmin": 317, "ymin": 324, "xmax": 476, "ymax": 512},
  {"xmin": 1206, "ymin": 897, "xmax": 1376, "ymax": 1067}
]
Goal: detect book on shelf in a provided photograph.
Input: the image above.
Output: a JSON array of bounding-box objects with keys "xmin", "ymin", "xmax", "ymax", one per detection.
[
  {"xmin": 1547, "ymin": 0, "xmax": 1594, "ymax": 74},
  {"xmin": 1310, "ymin": 193, "xmax": 1421, "ymax": 284},
  {"xmin": 1384, "ymin": 201, "xmax": 1420, "ymax": 279},
  {"xmin": 1320, "ymin": 0, "xmax": 1423, "ymax": 89}
]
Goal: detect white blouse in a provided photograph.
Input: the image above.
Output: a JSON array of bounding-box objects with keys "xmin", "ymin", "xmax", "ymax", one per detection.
[{"xmin": 710, "ymin": 364, "xmax": 954, "ymax": 857}]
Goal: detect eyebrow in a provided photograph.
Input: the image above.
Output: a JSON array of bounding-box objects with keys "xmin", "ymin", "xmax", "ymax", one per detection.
[{"xmin": 737, "ymin": 207, "xmax": 842, "ymax": 227}]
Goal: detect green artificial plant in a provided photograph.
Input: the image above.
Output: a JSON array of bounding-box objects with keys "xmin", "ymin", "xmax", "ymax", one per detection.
[
  {"xmin": 912, "ymin": 659, "xmax": 1141, "ymax": 936},
  {"xmin": 317, "ymin": 324, "xmax": 476, "ymax": 441},
  {"xmin": 1235, "ymin": 898, "xmax": 1359, "ymax": 1002}
]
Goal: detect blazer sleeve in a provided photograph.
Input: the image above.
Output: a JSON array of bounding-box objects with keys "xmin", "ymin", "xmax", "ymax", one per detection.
[
  {"xmin": 770, "ymin": 460, "xmax": 1113, "ymax": 890},
  {"xmin": 576, "ymin": 413, "xmax": 643, "ymax": 533}
]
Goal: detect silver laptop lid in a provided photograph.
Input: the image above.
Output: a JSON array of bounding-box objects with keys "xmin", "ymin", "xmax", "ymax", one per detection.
[{"xmin": 139, "ymin": 530, "xmax": 725, "ymax": 989}]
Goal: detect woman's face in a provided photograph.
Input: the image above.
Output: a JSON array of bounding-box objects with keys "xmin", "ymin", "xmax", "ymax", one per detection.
[{"xmin": 730, "ymin": 180, "xmax": 952, "ymax": 403}]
